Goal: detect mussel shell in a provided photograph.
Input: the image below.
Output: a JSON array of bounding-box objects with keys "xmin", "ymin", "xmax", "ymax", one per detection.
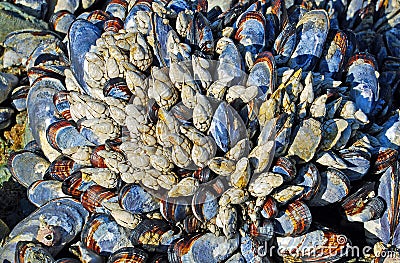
[
  {"xmin": 160, "ymin": 196, "xmax": 192, "ymax": 222},
  {"xmin": 11, "ymin": 85, "xmax": 30, "ymax": 111},
  {"xmin": 338, "ymin": 148, "xmax": 371, "ymax": 181},
  {"xmin": 209, "ymin": 102, "xmax": 247, "ymax": 153},
  {"xmin": 168, "ymin": 233, "xmax": 239, "ymax": 262},
  {"xmin": 192, "ymin": 178, "xmax": 227, "ymax": 222},
  {"xmin": 107, "ymin": 247, "xmax": 148, "ymax": 263},
  {"xmin": 105, "ymin": 0, "xmax": 128, "ymax": 21},
  {"xmin": 82, "ymin": 213, "xmax": 131, "ymax": 256},
  {"xmin": 8, "ymin": 150, "xmax": 50, "ymax": 188},
  {"xmin": 273, "ymin": 201, "xmax": 312, "ymax": 236},
  {"xmin": 168, "ymin": 236, "xmax": 197, "ymax": 263},
  {"xmin": 53, "ymin": 91, "xmax": 72, "ymax": 121},
  {"xmin": 81, "ymin": 185, "xmax": 118, "ymax": 213},
  {"xmin": 292, "ymin": 162, "xmax": 321, "ymax": 201},
  {"xmin": 318, "ymin": 30, "xmax": 348, "ymax": 75},
  {"xmin": 46, "ymin": 120, "xmax": 94, "ymax": 152},
  {"xmin": 152, "ymin": 13, "xmax": 173, "ymax": 67},
  {"xmin": 119, "ymin": 184, "xmax": 159, "ymax": 214},
  {"xmin": 129, "ymin": 219, "xmax": 170, "ymax": 251},
  {"xmin": 104, "ymin": 17, "xmax": 124, "ymax": 33},
  {"xmin": 1, "ymin": 198, "xmax": 88, "ymax": 262},
  {"xmin": 308, "ymin": 168, "xmax": 350, "ymax": 206},
  {"xmin": 372, "ymin": 148, "xmax": 398, "ymax": 174},
  {"xmin": 247, "ymin": 51, "xmax": 277, "ymax": 96},
  {"xmin": 234, "ymin": 11, "xmax": 266, "ymax": 54},
  {"xmin": 62, "ymin": 171, "xmax": 96, "ymax": 198},
  {"xmin": 274, "ymin": 24, "xmax": 297, "ymax": 65},
  {"xmin": 288, "ymin": 10, "xmax": 330, "ymax": 71},
  {"xmin": 28, "ymin": 65, "xmax": 66, "ymax": 84},
  {"xmin": 271, "ymin": 156, "xmax": 296, "ymax": 182},
  {"xmin": 45, "ymin": 155, "xmax": 81, "ymax": 181},
  {"xmin": 346, "ymin": 52, "xmax": 379, "ymax": 116},
  {"xmin": 28, "ymin": 180, "xmax": 68, "ymax": 207},
  {"xmin": 24, "ymin": 140, "xmax": 43, "ymax": 155},
  {"xmin": 27, "ymin": 77, "xmax": 65, "ymax": 161},
  {"xmin": 103, "ymin": 77, "xmax": 132, "ymax": 102},
  {"xmin": 239, "ymin": 101, "xmax": 260, "ymax": 140},
  {"xmin": 90, "ymin": 145, "xmax": 107, "ymax": 168},
  {"xmin": 86, "ymin": 10, "xmax": 111, "ymax": 28},
  {"xmin": 341, "ymin": 182, "xmax": 385, "ymax": 222},
  {"xmin": 261, "ymin": 196, "xmax": 279, "ymax": 219},
  {"xmin": 364, "ymin": 161, "xmax": 400, "ymax": 247},
  {"xmin": 249, "ymin": 220, "xmax": 274, "ymax": 241},
  {"xmin": 68, "ymin": 19, "xmax": 101, "ymax": 96},
  {"xmin": 15, "ymin": 241, "xmax": 54, "ymax": 263},
  {"xmin": 182, "ymin": 215, "xmax": 203, "ymax": 234},
  {"xmin": 187, "ymin": 12, "xmax": 214, "ymax": 55},
  {"xmin": 124, "ymin": 0, "xmax": 152, "ymax": 30},
  {"xmin": 0, "ymin": 107, "xmax": 13, "ymax": 130},
  {"xmin": 50, "ymin": 11, "xmax": 76, "ymax": 34}
]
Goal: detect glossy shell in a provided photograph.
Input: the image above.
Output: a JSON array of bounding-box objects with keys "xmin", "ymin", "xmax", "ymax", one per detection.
[
  {"xmin": 107, "ymin": 247, "xmax": 148, "ymax": 263},
  {"xmin": 0, "ymin": 198, "xmax": 88, "ymax": 262},
  {"xmin": 192, "ymin": 178, "xmax": 227, "ymax": 222},
  {"xmin": 27, "ymin": 77, "xmax": 66, "ymax": 161},
  {"xmin": 28, "ymin": 180, "xmax": 68, "ymax": 207},
  {"xmin": 247, "ymin": 51, "xmax": 277, "ymax": 96},
  {"xmin": 81, "ymin": 213, "xmax": 132, "ymax": 256},
  {"xmin": 288, "ymin": 10, "xmax": 330, "ymax": 71},
  {"xmin": 45, "ymin": 155, "xmax": 82, "ymax": 181},
  {"xmin": 273, "ymin": 201, "xmax": 312, "ymax": 236},
  {"xmin": 46, "ymin": 120, "xmax": 94, "ymax": 152},
  {"xmin": 346, "ymin": 53, "xmax": 379, "ymax": 116},
  {"xmin": 81, "ymin": 185, "xmax": 118, "ymax": 213},
  {"xmin": 68, "ymin": 19, "xmax": 101, "ymax": 96},
  {"xmin": 119, "ymin": 184, "xmax": 159, "ymax": 214},
  {"xmin": 8, "ymin": 150, "xmax": 50, "ymax": 188},
  {"xmin": 308, "ymin": 168, "xmax": 350, "ymax": 206}
]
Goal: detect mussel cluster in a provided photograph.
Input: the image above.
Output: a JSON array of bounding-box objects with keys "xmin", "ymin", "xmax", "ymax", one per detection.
[{"xmin": 1, "ymin": 0, "xmax": 400, "ymax": 262}]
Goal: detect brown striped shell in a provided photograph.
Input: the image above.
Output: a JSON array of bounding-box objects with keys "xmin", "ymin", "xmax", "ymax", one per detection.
[
  {"xmin": 81, "ymin": 213, "xmax": 131, "ymax": 256},
  {"xmin": 273, "ymin": 200, "xmax": 312, "ymax": 236},
  {"xmin": 104, "ymin": 18, "xmax": 124, "ymax": 33},
  {"xmin": 104, "ymin": 78, "xmax": 133, "ymax": 102},
  {"xmin": 341, "ymin": 182, "xmax": 385, "ymax": 222},
  {"xmin": 160, "ymin": 196, "xmax": 192, "ymax": 222},
  {"xmin": 372, "ymin": 148, "xmax": 398, "ymax": 174},
  {"xmin": 53, "ymin": 91, "xmax": 72, "ymax": 121},
  {"xmin": 62, "ymin": 171, "xmax": 96, "ymax": 198},
  {"xmin": 81, "ymin": 185, "xmax": 118, "ymax": 213},
  {"xmin": 182, "ymin": 215, "xmax": 203, "ymax": 234},
  {"xmin": 249, "ymin": 220, "xmax": 274, "ymax": 241},
  {"xmin": 261, "ymin": 196, "xmax": 279, "ymax": 219},
  {"xmin": 87, "ymin": 10, "xmax": 111, "ymax": 25},
  {"xmin": 90, "ymin": 145, "xmax": 108, "ymax": 168},
  {"xmin": 129, "ymin": 219, "xmax": 171, "ymax": 249},
  {"xmin": 271, "ymin": 156, "xmax": 297, "ymax": 182},
  {"xmin": 192, "ymin": 178, "xmax": 227, "ymax": 222},
  {"xmin": 45, "ymin": 155, "xmax": 80, "ymax": 181},
  {"xmin": 107, "ymin": 247, "xmax": 148, "ymax": 263},
  {"xmin": 50, "ymin": 11, "xmax": 76, "ymax": 34}
]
